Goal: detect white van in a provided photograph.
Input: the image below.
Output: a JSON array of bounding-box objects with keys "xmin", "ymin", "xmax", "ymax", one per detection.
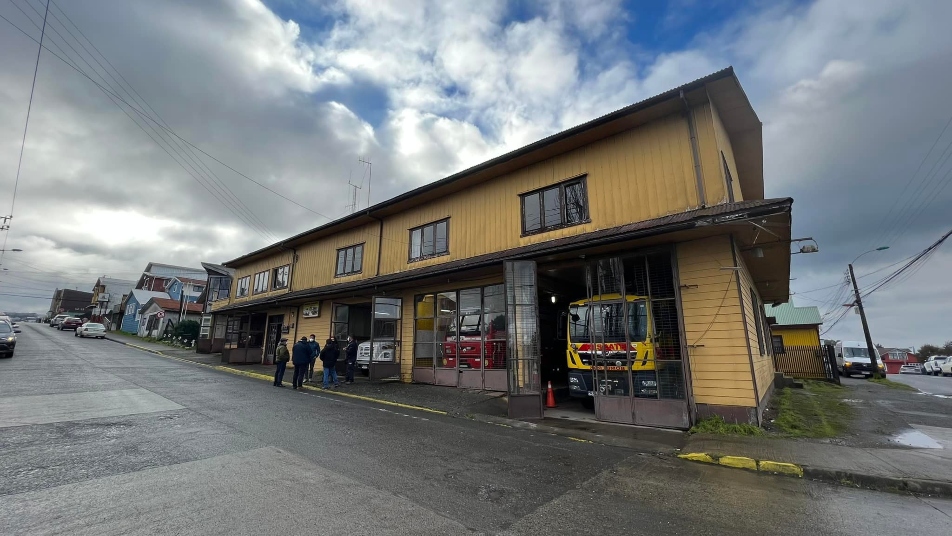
[{"xmin": 835, "ymin": 341, "xmax": 883, "ymax": 377}]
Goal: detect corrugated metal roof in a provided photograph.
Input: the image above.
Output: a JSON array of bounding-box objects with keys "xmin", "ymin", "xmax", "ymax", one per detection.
[{"xmin": 764, "ymin": 301, "xmax": 822, "ymax": 327}]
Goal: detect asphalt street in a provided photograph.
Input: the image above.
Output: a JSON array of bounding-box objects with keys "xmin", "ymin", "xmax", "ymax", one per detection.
[
  {"xmin": 2, "ymin": 324, "xmax": 951, "ymax": 535},
  {"xmin": 890, "ymin": 372, "xmax": 952, "ymax": 397}
]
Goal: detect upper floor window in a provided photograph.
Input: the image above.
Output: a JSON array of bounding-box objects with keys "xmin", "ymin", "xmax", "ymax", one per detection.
[
  {"xmin": 253, "ymin": 271, "xmax": 269, "ymax": 294},
  {"xmin": 521, "ymin": 177, "xmax": 588, "ymax": 235},
  {"xmin": 409, "ymin": 219, "xmax": 448, "ymax": 262},
  {"xmin": 126, "ymin": 303, "xmax": 135, "ymax": 315},
  {"xmin": 236, "ymin": 276, "xmax": 250, "ymax": 298},
  {"xmin": 336, "ymin": 244, "xmax": 364, "ymax": 276},
  {"xmin": 272, "ymin": 265, "xmax": 290, "ymax": 289}
]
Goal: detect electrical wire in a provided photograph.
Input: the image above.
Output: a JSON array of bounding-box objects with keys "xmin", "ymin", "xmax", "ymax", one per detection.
[{"xmin": 0, "ymin": 0, "xmax": 49, "ymax": 275}]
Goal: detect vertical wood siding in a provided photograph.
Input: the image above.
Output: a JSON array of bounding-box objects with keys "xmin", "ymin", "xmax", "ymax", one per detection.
[
  {"xmin": 228, "ymin": 251, "xmax": 294, "ymax": 305},
  {"xmin": 710, "ymin": 103, "xmax": 744, "ymax": 202},
  {"xmin": 773, "ymin": 327, "xmax": 821, "ymax": 347},
  {"xmin": 677, "ymin": 236, "xmax": 757, "ymax": 407},
  {"xmin": 692, "ymin": 103, "xmax": 728, "ymax": 206},
  {"xmin": 292, "ymin": 223, "xmax": 381, "ymax": 290},
  {"xmin": 735, "ymin": 251, "xmax": 774, "ymax": 405}
]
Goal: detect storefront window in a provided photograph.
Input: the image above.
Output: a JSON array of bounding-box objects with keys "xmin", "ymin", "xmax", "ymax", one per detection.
[{"xmin": 413, "ymin": 285, "xmax": 507, "ymax": 371}]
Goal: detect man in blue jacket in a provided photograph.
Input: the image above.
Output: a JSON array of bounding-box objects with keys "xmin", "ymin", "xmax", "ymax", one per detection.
[
  {"xmin": 291, "ymin": 336, "xmax": 314, "ymax": 390},
  {"xmin": 305, "ymin": 335, "xmax": 320, "ymax": 384}
]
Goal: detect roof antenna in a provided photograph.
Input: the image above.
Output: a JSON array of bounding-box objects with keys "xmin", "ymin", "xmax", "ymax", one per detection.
[
  {"xmin": 346, "ymin": 169, "xmax": 362, "ymax": 214},
  {"xmin": 358, "ymin": 157, "xmax": 372, "ymax": 208}
]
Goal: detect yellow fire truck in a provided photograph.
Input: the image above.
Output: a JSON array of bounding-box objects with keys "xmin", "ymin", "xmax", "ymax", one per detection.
[{"xmin": 566, "ymin": 294, "xmax": 658, "ymax": 406}]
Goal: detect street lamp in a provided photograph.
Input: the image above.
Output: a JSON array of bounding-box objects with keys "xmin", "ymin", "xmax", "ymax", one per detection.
[{"xmin": 848, "ymin": 246, "xmax": 889, "ymax": 378}]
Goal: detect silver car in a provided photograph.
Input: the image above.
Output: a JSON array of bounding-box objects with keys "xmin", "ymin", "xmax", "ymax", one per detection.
[{"xmin": 75, "ymin": 322, "xmax": 106, "ymax": 339}]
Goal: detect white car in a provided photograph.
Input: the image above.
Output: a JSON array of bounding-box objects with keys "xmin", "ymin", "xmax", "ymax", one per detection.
[
  {"xmin": 75, "ymin": 322, "xmax": 106, "ymax": 339},
  {"xmin": 923, "ymin": 356, "xmax": 950, "ymax": 376},
  {"xmin": 50, "ymin": 314, "xmax": 70, "ymax": 327},
  {"xmin": 899, "ymin": 363, "xmax": 921, "ymax": 374},
  {"xmin": 939, "ymin": 360, "xmax": 952, "ymax": 377},
  {"xmin": 356, "ymin": 341, "xmax": 396, "ymax": 375}
]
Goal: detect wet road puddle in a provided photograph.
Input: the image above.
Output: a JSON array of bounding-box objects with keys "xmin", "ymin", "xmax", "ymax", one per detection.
[{"xmin": 891, "ymin": 429, "xmax": 942, "ymax": 448}]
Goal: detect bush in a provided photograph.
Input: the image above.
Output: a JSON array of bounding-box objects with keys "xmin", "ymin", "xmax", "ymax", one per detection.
[{"xmin": 173, "ymin": 320, "xmax": 200, "ymax": 341}]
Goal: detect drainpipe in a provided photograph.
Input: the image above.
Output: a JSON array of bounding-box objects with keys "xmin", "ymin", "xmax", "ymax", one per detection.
[
  {"xmin": 367, "ymin": 211, "xmax": 384, "ymax": 277},
  {"xmin": 680, "ymin": 89, "xmax": 707, "ymax": 207}
]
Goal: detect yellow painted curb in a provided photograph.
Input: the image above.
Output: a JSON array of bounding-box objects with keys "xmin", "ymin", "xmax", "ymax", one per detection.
[
  {"xmin": 718, "ymin": 456, "xmax": 757, "ymax": 471},
  {"xmin": 678, "ymin": 453, "xmax": 715, "ymax": 464},
  {"xmin": 758, "ymin": 460, "xmax": 804, "ymax": 477},
  {"xmin": 566, "ymin": 436, "xmax": 593, "ymax": 443}
]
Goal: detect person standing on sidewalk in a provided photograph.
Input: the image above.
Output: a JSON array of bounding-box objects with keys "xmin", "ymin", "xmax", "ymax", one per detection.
[
  {"xmin": 320, "ymin": 337, "xmax": 340, "ymax": 389},
  {"xmin": 344, "ymin": 335, "xmax": 358, "ymax": 384},
  {"xmin": 291, "ymin": 336, "xmax": 314, "ymax": 390},
  {"xmin": 273, "ymin": 338, "xmax": 290, "ymax": 387},
  {"xmin": 305, "ymin": 335, "xmax": 320, "ymax": 384}
]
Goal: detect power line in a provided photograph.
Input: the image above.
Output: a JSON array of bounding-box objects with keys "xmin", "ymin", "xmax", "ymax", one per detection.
[
  {"xmin": 11, "ymin": 0, "xmax": 277, "ymax": 243},
  {"xmin": 1, "ymin": 0, "xmax": 49, "ymax": 273},
  {"xmin": 2, "ymin": 3, "xmax": 331, "ymax": 222}
]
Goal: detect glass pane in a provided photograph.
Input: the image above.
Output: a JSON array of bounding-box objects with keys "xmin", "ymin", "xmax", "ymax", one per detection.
[
  {"xmin": 333, "ymin": 304, "xmax": 349, "ymax": 323},
  {"xmin": 436, "ymin": 292, "xmax": 456, "ymax": 368},
  {"xmin": 373, "ymin": 297, "xmax": 401, "ymax": 319},
  {"xmin": 422, "ymin": 225, "xmax": 435, "ymax": 256},
  {"xmin": 410, "ymin": 229, "xmax": 422, "ymax": 259},
  {"xmin": 543, "ymin": 187, "xmax": 562, "ymax": 228},
  {"xmin": 332, "ymin": 322, "xmax": 348, "ymax": 342},
  {"xmin": 522, "ymin": 193, "xmax": 541, "ymax": 232},
  {"xmin": 564, "ymin": 181, "xmax": 586, "ymax": 223},
  {"xmin": 337, "ymin": 250, "xmax": 345, "ymax": 274},
  {"xmin": 354, "ymin": 246, "xmax": 363, "ymax": 272},
  {"xmin": 483, "ymin": 284, "xmax": 505, "ymax": 313},
  {"xmin": 435, "ymin": 221, "xmax": 448, "ymax": 254},
  {"xmin": 345, "ymin": 248, "xmax": 354, "ymax": 273},
  {"xmin": 415, "ymin": 294, "xmax": 435, "ymax": 319},
  {"xmin": 658, "ymin": 361, "xmax": 685, "ymax": 399},
  {"xmin": 413, "ymin": 342, "xmax": 434, "ymax": 368}
]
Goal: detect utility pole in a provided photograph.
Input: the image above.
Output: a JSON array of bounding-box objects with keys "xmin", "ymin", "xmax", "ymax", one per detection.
[{"xmin": 848, "ymin": 263, "xmax": 882, "ymax": 378}]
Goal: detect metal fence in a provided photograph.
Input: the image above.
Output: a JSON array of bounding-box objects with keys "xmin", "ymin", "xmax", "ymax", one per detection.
[{"xmin": 773, "ymin": 344, "xmax": 831, "ymax": 380}]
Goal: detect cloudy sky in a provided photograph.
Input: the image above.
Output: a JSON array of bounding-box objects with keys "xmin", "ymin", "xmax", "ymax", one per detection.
[{"xmin": 0, "ymin": 0, "xmax": 950, "ymax": 348}]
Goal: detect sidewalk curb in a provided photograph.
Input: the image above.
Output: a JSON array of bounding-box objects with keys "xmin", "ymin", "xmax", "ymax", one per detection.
[
  {"xmin": 675, "ymin": 451, "xmax": 952, "ymax": 498},
  {"xmin": 104, "ymin": 335, "xmax": 448, "ymax": 416}
]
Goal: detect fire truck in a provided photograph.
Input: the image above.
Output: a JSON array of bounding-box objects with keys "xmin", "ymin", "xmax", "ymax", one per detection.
[
  {"xmin": 443, "ymin": 313, "xmax": 507, "ymax": 369},
  {"xmin": 566, "ymin": 293, "xmax": 658, "ymax": 407}
]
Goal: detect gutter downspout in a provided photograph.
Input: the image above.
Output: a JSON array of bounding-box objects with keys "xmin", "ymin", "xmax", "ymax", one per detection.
[
  {"xmin": 368, "ymin": 211, "xmax": 384, "ymax": 277},
  {"xmin": 681, "ymin": 89, "xmax": 707, "ymax": 208}
]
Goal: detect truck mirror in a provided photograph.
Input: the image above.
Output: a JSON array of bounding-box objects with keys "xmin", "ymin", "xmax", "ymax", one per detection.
[{"xmin": 570, "ymin": 313, "xmax": 580, "ymax": 322}]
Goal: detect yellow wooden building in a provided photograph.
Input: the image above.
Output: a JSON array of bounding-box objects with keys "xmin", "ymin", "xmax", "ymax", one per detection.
[
  {"xmin": 206, "ymin": 67, "xmax": 792, "ymax": 428},
  {"xmin": 763, "ymin": 302, "xmax": 822, "ymax": 349}
]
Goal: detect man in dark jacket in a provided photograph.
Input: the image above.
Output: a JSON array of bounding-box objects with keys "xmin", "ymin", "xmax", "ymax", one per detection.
[
  {"xmin": 291, "ymin": 336, "xmax": 314, "ymax": 390},
  {"xmin": 305, "ymin": 335, "xmax": 320, "ymax": 383},
  {"xmin": 344, "ymin": 335, "xmax": 358, "ymax": 384},
  {"xmin": 320, "ymin": 337, "xmax": 340, "ymax": 389},
  {"xmin": 273, "ymin": 338, "xmax": 290, "ymax": 387}
]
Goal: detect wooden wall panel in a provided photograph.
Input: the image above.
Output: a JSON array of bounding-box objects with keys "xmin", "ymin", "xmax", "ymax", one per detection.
[
  {"xmin": 710, "ymin": 103, "xmax": 744, "ymax": 202},
  {"xmin": 736, "ymin": 249, "xmax": 774, "ymax": 405},
  {"xmin": 678, "ymin": 236, "xmax": 757, "ymax": 408},
  {"xmin": 693, "ymin": 103, "xmax": 728, "ymax": 205},
  {"xmin": 228, "ymin": 251, "xmax": 294, "ymax": 306}
]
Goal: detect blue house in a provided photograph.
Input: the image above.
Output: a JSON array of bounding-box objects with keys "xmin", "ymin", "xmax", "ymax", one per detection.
[
  {"xmin": 119, "ymin": 290, "xmax": 169, "ymax": 333},
  {"xmin": 166, "ymin": 276, "xmax": 207, "ymax": 304}
]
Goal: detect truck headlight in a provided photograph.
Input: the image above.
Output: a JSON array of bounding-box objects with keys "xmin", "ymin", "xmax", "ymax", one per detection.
[
  {"xmin": 844, "ymin": 362, "xmax": 852, "ymax": 367},
  {"xmin": 569, "ymin": 376, "xmax": 579, "ymax": 383}
]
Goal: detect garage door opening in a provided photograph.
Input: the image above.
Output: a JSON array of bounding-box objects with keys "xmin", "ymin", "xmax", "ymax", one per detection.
[{"xmin": 537, "ymin": 262, "xmax": 589, "ymax": 399}]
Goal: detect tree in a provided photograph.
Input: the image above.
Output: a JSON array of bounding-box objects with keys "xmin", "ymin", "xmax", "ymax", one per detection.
[{"xmin": 918, "ymin": 344, "xmax": 943, "ymax": 359}]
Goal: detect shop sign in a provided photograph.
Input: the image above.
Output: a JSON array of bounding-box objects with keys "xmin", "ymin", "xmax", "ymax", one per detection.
[{"xmin": 302, "ymin": 302, "xmax": 321, "ymax": 318}]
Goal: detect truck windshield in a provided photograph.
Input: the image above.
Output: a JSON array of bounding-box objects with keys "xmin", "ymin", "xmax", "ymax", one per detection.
[
  {"xmin": 447, "ymin": 314, "xmax": 481, "ymax": 337},
  {"xmin": 569, "ymin": 301, "xmax": 647, "ymax": 343},
  {"xmin": 843, "ymin": 347, "xmax": 870, "ymax": 358}
]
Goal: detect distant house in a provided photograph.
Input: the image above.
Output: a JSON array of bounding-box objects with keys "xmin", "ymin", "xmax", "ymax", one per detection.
[
  {"xmin": 763, "ymin": 301, "xmax": 822, "ymax": 353},
  {"xmin": 166, "ymin": 276, "xmax": 206, "ymax": 304},
  {"xmin": 90, "ymin": 276, "xmax": 136, "ymax": 327},
  {"xmin": 48, "ymin": 288, "xmax": 95, "ymax": 318},
  {"xmin": 878, "ymin": 347, "xmax": 917, "ymax": 374},
  {"xmin": 135, "ymin": 262, "xmax": 207, "ymax": 293},
  {"xmin": 119, "ymin": 290, "xmax": 169, "ymax": 333},
  {"xmin": 137, "ymin": 298, "xmax": 204, "ymax": 338}
]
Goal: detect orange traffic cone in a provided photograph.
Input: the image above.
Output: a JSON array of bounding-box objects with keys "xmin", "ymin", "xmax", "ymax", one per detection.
[{"xmin": 545, "ymin": 381, "xmax": 557, "ymax": 409}]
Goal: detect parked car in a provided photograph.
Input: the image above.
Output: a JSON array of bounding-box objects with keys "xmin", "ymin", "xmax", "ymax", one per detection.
[
  {"xmin": 75, "ymin": 322, "xmax": 106, "ymax": 339},
  {"xmin": 50, "ymin": 314, "xmax": 70, "ymax": 327},
  {"xmin": 0, "ymin": 322, "xmax": 15, "ymax": 358},
  {"xmin": 356, "ymin": 341, "xmax": 396, "ymax": 376},
  {"xmin": 939, "ymin": 359, "xmax": 952, "ymax": 377},
  {"xmin": 58, "ymin": 317, "xmax": 83, "ymax": 331},
  {"xmin": 923, "ymin": 356, "xmax": 950, "ymax": 376},
  {"xmin": 899, "ymin": 363, "xmax": 921, "ymax": 374},
  {"xmin": 11, "ymin": 322, "xmax": 20, "ymax": 333}
]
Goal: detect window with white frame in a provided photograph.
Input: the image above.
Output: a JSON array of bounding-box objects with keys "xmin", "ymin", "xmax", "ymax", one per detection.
[
  {"xmin": 253, "ymin": 271, "xmax": 269, "ymax": 294},
  {"xmin": 236, "ymin": 276, "xmax": 250, "ymax": 297},
  {"xmin": 272, "ymin": 265, "xmax": 290, "ymax": 289},
  {"xmin": 335, "ymin": 245, "xmax": 364, "ymax": 276}
]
